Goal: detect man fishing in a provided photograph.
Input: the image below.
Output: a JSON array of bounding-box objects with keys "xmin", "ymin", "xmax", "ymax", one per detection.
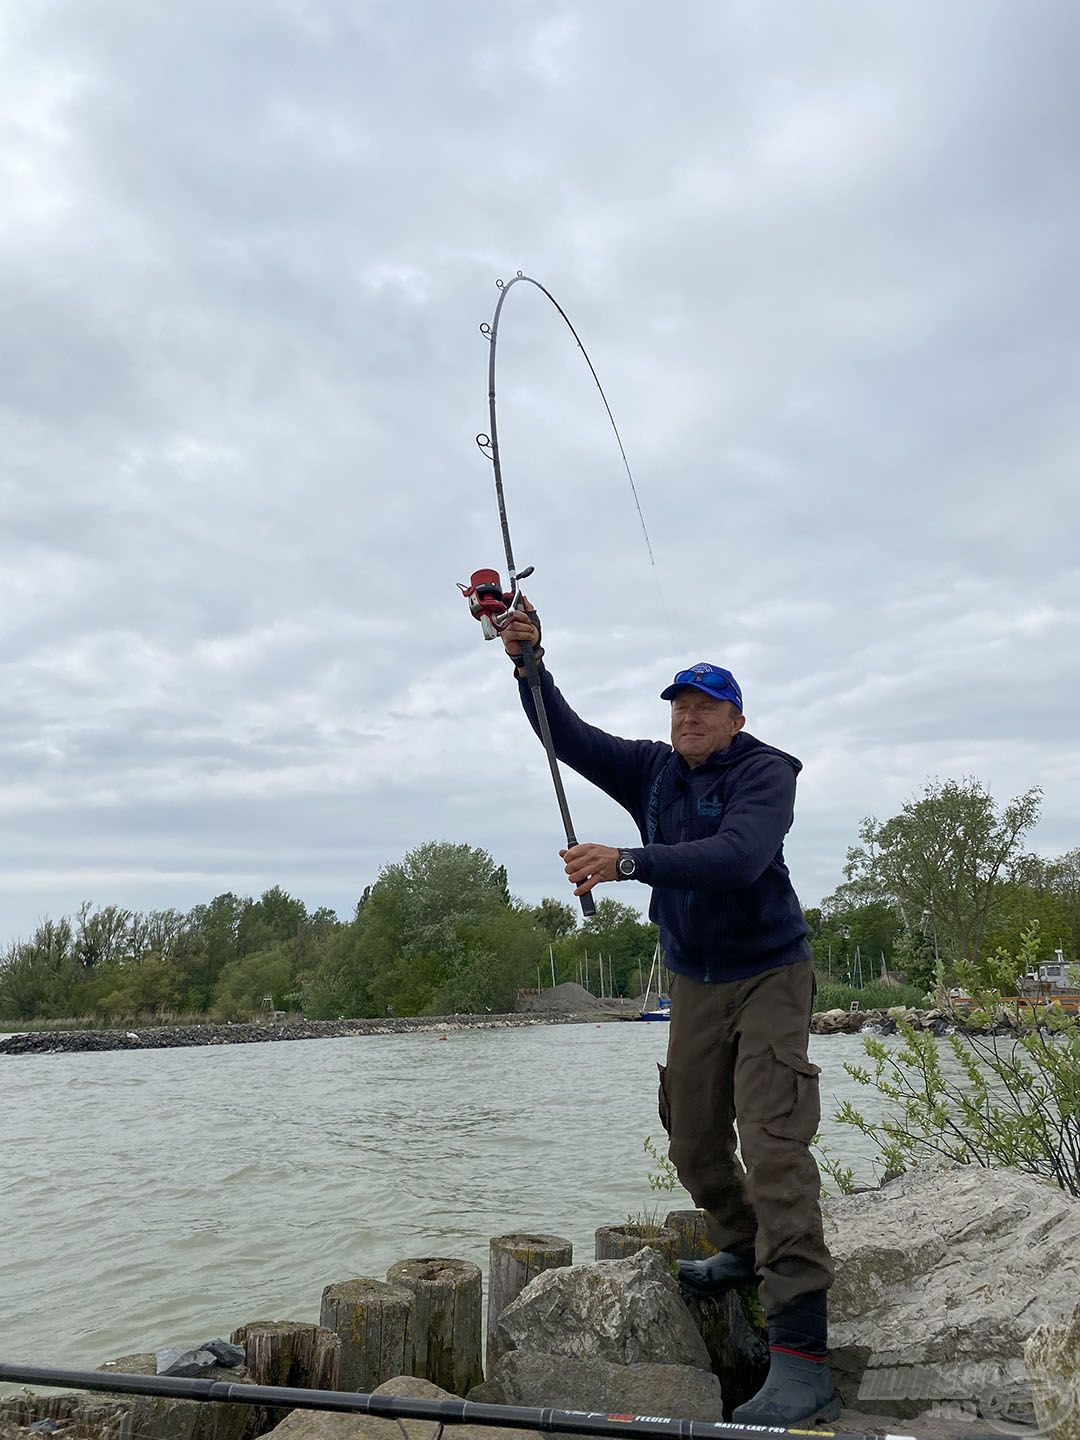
[{"xmin": 497, "ymin": 604, "xmax": 838, "ymax": 1427}]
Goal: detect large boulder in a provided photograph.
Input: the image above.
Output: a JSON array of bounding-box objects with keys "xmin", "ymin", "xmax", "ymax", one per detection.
[
  {"xmin": 266, "ymin": 1375, "xmax": 533, "ymax": 1440},
  {"xmin": 823, "ymin": 1157, "xmax": 1080, "ymax": 1424},
  {"xmin": 471, "ymin": 1351, "xmax": 723, "ymax": 1418},
  {"xmin": 98, "ymin": 1352, "xmax": 260, "ymax": 1440},
  {"xmin": 477, "ymin": 1247, "xmax": 722, "ymax": 1419},
  {"xmin": 490, "ymin": 1247, "xmax": 709, "ymax": 1368}
]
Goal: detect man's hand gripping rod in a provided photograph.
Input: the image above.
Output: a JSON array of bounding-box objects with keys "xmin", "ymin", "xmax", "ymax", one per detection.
[{"xmin": 459, "ymin": 568, "xmax": 595, "ymax": 919}]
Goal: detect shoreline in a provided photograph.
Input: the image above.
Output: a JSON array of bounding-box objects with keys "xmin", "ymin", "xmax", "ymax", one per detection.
[
  {"xmin": 3, "ymin": 1001, "xmax": 1069, "ymax": 1057},
  {"xmin": 0, "ymin": 1010, "xmax": 609, "ymax": 1057}
]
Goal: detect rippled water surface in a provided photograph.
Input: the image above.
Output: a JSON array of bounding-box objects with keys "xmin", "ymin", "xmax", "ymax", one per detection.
[{"xmin": 1, "ymin": 1024, "xmax": 895, "ymax": 1375}]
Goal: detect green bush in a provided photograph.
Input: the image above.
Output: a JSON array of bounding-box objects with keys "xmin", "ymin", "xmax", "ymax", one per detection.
[
  {"xmin": 831, "ymin": 924, "xmax": 1080, "ymax": 1196},
  {"xmin": 813, "ymin": 978, "xmax": 928, "ymax": 1012}
]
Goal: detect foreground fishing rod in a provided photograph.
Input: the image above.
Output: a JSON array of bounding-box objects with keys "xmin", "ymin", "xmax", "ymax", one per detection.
[
  {"xmin": 0, "ymin": 1363, "xmax": 951, "ymax": 1440},
  {"xmin": 459, "ymin": 273, "xmax": 654, "ymax": 919}
]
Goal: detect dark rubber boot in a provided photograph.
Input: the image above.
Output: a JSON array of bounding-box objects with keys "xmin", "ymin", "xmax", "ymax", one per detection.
[
  {"xmin": 730, "ymin": 1350, "xmax": 842, "ymax": 1426},
  {"xmin": 676, "ymin": 1248, "xmax": 757, "ymax": 1294}
]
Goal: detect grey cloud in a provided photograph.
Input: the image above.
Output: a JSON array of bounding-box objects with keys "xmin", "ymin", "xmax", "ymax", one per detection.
[{"xmin": 1, "ymin": 0, "xmax": 1077, "ymax": 943}]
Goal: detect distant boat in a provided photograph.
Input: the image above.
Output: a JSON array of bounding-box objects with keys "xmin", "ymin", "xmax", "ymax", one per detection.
[
  {"xmin": 639, "ymin": 997, "xmax": 670, "ymax": 1022},
  {"xmin": 639, "ymin": 943, "xmax": 671, "ymax": 1021}
]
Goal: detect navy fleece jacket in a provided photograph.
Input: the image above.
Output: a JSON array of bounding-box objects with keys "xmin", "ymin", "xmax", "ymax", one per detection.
[{"xmin": 519, "ymin": 667, "xmax": 810, "ymax": 983}]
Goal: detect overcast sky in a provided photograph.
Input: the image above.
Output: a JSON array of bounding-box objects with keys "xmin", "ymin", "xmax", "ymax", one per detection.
[{"xmin": 3, "ymin": 0, "xmax": 1078, "ymax": 946}]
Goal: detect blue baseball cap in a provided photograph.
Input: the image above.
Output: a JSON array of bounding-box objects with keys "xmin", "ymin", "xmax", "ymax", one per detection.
[{"xmin": 660, "ymin": 663, "xmax": 743, "ymax": 710}]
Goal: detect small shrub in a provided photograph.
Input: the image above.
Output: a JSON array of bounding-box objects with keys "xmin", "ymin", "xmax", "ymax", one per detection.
[{"xmin": 833, "ymin": 925, "xmax": 1080, "ymax": 1195}]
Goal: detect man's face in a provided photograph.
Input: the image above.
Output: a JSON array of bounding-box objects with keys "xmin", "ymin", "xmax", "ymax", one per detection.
[{"xmin": 670, "ymin": 689, "xmax": 745, "ymax": 766}]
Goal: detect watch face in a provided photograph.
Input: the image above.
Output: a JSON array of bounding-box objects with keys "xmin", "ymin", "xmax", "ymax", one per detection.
[{"xmin": 619, "ymin": 856, "xmax": 635, "ymax": 876}]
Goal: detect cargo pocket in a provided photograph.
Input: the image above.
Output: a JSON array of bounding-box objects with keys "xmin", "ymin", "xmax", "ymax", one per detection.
[
  {"xmin": 762, "ymin": 1045, "xmax": 821, "ymax": 1142},
  {"xmin": 657, "ymin": 1062, "xmax": 671, "ymax": 1135}
]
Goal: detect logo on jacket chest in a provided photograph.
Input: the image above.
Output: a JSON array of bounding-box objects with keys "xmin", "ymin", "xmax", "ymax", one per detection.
[{"xmin": 697, "ymin": 792, "xmax": 724, "ymax": 818}]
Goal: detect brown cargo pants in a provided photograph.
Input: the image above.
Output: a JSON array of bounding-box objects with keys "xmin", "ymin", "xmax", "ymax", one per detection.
[{"xmin": 658, "ymin": 958, "xmax": 834, "ymax": 1318}]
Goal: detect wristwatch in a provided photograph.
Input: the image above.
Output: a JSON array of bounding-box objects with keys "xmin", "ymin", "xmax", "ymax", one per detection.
[{"xmin": 616, "ymin": 850, "xmax": 637, "ymax": 881}]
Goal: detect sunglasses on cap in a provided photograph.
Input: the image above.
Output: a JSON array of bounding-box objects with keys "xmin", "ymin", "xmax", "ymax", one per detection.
[{"xmin": 660, "ymin": 663, "xmax": 743, "ymax": 710}]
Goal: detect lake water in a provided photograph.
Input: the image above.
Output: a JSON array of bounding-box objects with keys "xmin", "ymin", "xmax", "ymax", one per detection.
[{"xmin": 0, "ymin": 1023, "xmax": 903, "ymax": 1379}]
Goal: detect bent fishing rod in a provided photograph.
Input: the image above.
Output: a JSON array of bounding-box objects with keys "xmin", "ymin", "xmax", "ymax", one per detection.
[
  {"xmin": 0, "ymin": 1363, "xmax": 958, "ymax": 1440},
  {"xmin": 459, "ymin": 273, "xmax": 655, "ymax": 919}
]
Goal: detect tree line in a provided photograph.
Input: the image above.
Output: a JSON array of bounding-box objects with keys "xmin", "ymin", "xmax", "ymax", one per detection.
[
  {"xmin": 810, "ymin": 778, "xmax": 1079, "ymax": 993},
  {"xmin": 2, "ymin": 777, "xmax": 1075, "ymax": 1026},
  {"xmin": 0, "ymin": 843, "xmax": 660, "ymax": 1025}
]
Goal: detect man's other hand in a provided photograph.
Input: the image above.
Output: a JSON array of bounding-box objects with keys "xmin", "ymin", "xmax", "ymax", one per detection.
[{"xmin": 560, "ymin": 843, "xmax": 619, "ymax": 896}]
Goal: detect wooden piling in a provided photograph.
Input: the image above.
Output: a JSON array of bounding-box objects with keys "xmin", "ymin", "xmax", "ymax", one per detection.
[
  {"xmin": 229, "ymin": 1320, "xmax": 340, "ymax": 1388},
  {"xmin": 319, "ymin": 1277, "xmax": 415, "ymax": 1393},
  {"xmin": 663, "ymin": 1208, "xmax": 714, "ymax": 1261},
  {"xmin": 486, "ymin": 1232, "xmax": 573, "ymax": 1372},
  {"xmin": 385, "ymin": 1257, "xmax": 483, "ymax": 1396},
  {"xmin": 594, "ymin": 1222, "xmax": 680, "ymax": 1264}
]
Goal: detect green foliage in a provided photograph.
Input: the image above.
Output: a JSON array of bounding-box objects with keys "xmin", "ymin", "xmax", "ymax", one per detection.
[
  {"xmin": 302, "ymin": 841, "xmax": 548, "ymax": 1019},
  {"xmin": 810, "ymin": 899, "xmax": 904, "ymax": 980},
  {"xmin": 812, "ymin": 978, "xmax": 929, "ymax": 1012},
  {"xmin": 838, "ymin": 777, "xmax": 1042, "ymax": 978},
  {"xmin": 1016, "ymin": 848, "xmax": 1080, "ymax": 958},
  {"xmin": 832, "ymin": 924, "xmax": 1080, "ymax": 1195},
  {"xmin": 812, "ymin": 1136, "xmax": 857, "ymax": 1197},
  {"xmin": 981, "ymin": 881, "xmax": 1074, "ymax": 965},
  {"xmin": 626, "ymin": 1135, "xmax": 682, "ymax": 1236},
  {"xmin": 531, "ymin": 897, "xmax": 578, "ymax": 942},
  {"xmin": 0, "ymin": 888, "xmax": 333, "ymax": 1024},
  {"xmin": 551, "ymin": 898, "xmax": 658, "ymax": 996},
  {"xmin": 0, "ymin": 848, "xmax": 558, "ymax": 1027},
  {"xmin": 643, "ymin": 1134, "xmax": 679, "ymax": 1192}
]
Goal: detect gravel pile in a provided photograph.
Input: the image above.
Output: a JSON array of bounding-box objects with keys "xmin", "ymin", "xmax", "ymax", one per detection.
[{"xmin": 517, "ymin": 981, "xmax": 605, "ymax": 1014}]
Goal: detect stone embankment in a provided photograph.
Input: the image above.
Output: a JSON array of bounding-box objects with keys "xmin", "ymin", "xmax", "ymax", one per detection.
[
  {"xmin": 812, "ymin": 1005, "xmax": 954, "ymax": 1035},
  {"xmin": 4, "ymin": 1162, "xmax": 1080, "ymax": 1440},
  {"xmin": 809, "ymin": 1003, "xmax": 1074, "ymax": 1035},
  {"xmin": 4, "ymin": 989, "xmax": 1065, "ymax": 1057},
  {"xmin": 0, "ymin": 1010, "xmax": 606, "ymax": 1058}
]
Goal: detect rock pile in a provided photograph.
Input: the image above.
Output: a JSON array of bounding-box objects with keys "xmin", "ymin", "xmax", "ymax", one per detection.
[
  {"xmin": 6, "ymin": 1160, "xmax": 1079, "ymax": 1440},
  {"xmin": 813, "ymin": 1005, "xmax": 952, "ymax": 1035},
  {"xmin": 513, "ymin": 981, "xmax": 603, "ymax": 1014}
]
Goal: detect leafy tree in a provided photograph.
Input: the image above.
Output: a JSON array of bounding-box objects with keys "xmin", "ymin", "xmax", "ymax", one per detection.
[
  {"xmin": 74, "ymin": 903, "xmax": 134, "ymax": 968},
  {"xmin": 981, "ymin": 882, "xmax": 1073, "ymax": 967},
  {"xmin": 0, "ymin": 918, "xmax": 78, "ymax": 1020},
  {"xmin": 96, "ymin": 954, "xmax": 186, "ymax": 1019},
  {"xmin": 811, "ymin": 899, "xmax": 904, "ymax": 983},
  {"xmin": 840, "ymin": 778, "xmax": 1041, "ymax": 976},
  {"xmin": 214, "ymin": 942, "xmax": 297, "ymax": 1019},
  {"xmin": 531, "ymin": 897, "xmax": 578, "ymax": 942},
  {"xmin": 303, "ymin": 841, "xmax": 540, "ymax": 1019},
  {"xmin": 1018, "ymin": 848, "xmax": 1080, "ymax": 957},
  {"xmin": 182, "ymin": 892, "xmax": 245, "ymax": 1009},
  {"xmin": 236, "ymin": 886, "xmax": 310, "ymax": 956},
  {"xmin": 553, "ymin": 898, "xmax": 657, "ymax": 996}
]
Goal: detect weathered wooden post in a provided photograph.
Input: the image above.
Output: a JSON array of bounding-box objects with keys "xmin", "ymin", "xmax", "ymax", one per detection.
[
  {"xmin": 319, "ymin": 1277, "xmax": 415, "ymax": 1392},
  {"xmin": 681, "ymin": 1290, "xmax": 769, "ymax": 1414},
  {"xmin": 385, "ymin": 1257, "xmax": 483, "ymax": 1396},
  {"xmin": 663, "ymin": 1208, "xmax": 713, "ymax": 1261},
  {"xmin": 486, "ymin": 1232, "xmax": 573, "ymax": 1372},
  {"xmin": 228, "ymin": 1314, "xmax": 340, "ymax": 1433},
  {"xmin": 594, "ymin": 1222, "xmax": 680, "ymax": 1264},
  {"xmin": 2, "ymin": 1390, "xmax": 129, "ymax": 1440},
  {"xmin": 229, "ymin": 1321, "xmax": 340, "ymax": 1390}
]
